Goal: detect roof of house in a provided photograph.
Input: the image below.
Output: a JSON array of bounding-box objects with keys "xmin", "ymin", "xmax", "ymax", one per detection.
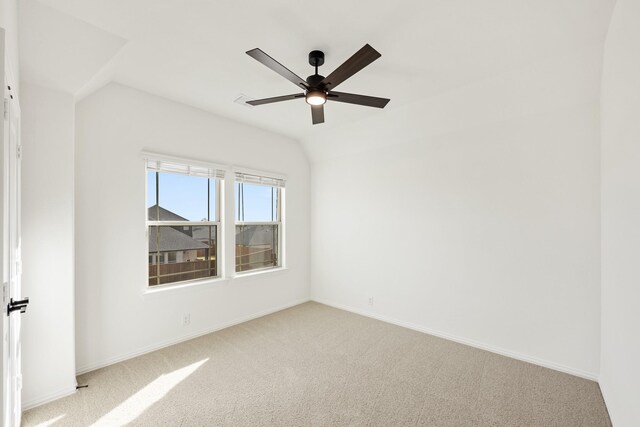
[
  {"xmin": 148, "ymin": 205, "xmax": 210, "ymax": 253},
  {"xmin": 148, "ymin": 205, "xmax": 277, "ymax": 253},
  {"xmin": 236, "ymin": 224, "xmax": 277, "ymax": 247},
  {"xmin": 148, "ymin": 204, "xmax": 191, "ymax": 221},
  {"xmin": 149, "ymin": 226, "xmax": 210, "ymax": 253}
]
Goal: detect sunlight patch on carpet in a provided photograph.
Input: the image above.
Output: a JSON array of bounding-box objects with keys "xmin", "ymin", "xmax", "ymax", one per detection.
[{"xmin": 90, "ymin": 359, "xmax": 208, "ymax": 426}]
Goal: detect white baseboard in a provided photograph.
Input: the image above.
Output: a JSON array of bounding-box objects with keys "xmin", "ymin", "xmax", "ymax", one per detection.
[
  {"xmin": 313, "ymin": 298, "xmax": 599, "ymax": 381},
  {"xmin": 76, "ymin": 298, "xmax": 310, "ymax": 375},
  {"xmin": 22, "ymin": 384, "xmax": 77, "ymax": 411}
]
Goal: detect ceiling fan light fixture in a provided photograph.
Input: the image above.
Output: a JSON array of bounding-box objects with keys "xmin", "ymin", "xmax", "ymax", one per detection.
[{"xmin": 306, "ymin": 89, "xmax": 326, "ymax": 106}]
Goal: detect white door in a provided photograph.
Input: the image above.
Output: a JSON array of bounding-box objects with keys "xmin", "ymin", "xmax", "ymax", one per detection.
[
  {"xmin": 4, "ymin": 90, "xmax": 23, "ymax": 427},
  {"xmin": 1, "ymin": 28, "xmax": 26, "ymax": 427}
]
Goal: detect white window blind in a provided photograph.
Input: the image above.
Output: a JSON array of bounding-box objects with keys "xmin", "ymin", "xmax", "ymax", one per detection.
[
  {"xmin": 235, "ymin": 172, "xmax": 285, "ymax": 188},
  {"xmin": 146, "ymin": 159, "xmax": 225, "ymax": 179}
]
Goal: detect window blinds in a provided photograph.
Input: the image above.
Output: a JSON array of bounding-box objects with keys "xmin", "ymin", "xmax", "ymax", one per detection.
[
  {"xmin": 146, "ymin": 159, "xmax": 225, "ymax": 179},
  {"xmin": 235, "ymin": 172, "xmax": 285, "ymax": 188}
]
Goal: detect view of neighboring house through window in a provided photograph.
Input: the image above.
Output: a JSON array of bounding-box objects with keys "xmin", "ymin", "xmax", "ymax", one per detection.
[
  {"xmin": 146, "ymin": 158, "xmax": 223, "ymax": 286},
  {"xmin": 235, "ymin": 172, "xmax": 284, "ymax": 273}
]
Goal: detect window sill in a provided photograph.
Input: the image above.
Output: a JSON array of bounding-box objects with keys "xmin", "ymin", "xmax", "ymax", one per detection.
[
  {"xmin": 141, "ymin": 268, "xmax": 288, "ymax": 296},
  {"xmin": 142, "ymin": 276, "xmax": 229, "ymax": 296},
  {"xmin": 232, "ymin": 267, "xmax": 289, "ymax": 280}
]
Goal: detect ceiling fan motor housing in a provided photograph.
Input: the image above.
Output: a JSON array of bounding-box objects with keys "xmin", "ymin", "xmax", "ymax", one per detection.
[{"xmin": 306, "ymin": 74, "xmax": 325, "ymax": 88}]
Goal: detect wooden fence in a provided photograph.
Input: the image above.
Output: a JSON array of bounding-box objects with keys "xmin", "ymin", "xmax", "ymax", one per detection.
[
  {"xmin": 235, "ymin": 246, "xmax": 276, "ymax": 272},
  {"xmin": 149, "ymin": 259, "xmax": 215, "ymax": 286}
]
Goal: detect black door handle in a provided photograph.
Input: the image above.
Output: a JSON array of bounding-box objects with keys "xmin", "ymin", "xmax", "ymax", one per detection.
[{"xmin": 7, "ymin": 297, "xmax": 29, "ymax": 315}]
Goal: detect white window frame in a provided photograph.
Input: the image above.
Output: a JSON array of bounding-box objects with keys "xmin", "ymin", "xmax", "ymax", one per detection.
[
  {"xmin": 234, "ymin": 168, "xmax": 285, "ymax": 274},
  {"xmin": 144, "ymin": 153, "xmax": 225, "ymax": 288}
]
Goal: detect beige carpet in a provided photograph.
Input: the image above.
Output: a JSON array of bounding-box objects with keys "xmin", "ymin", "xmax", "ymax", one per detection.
[{"xmin": 23, "ymin": 302, "xmax": 610, "ymax": 426}]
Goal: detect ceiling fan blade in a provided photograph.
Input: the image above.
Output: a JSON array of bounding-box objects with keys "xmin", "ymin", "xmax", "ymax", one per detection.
[
  {"xmin": 311, "ymin": 105, "xmax": 325, "ymax": 125},
  {"xmin": 327, "ymin": 91, "xmax": 390, "ymax": 108},
  {"xmin": 321, "ymin": 44, "xmax": 381, "ymax": 90},
  {"xmin": 247, "ymin": 94, "xmax": 305, "ymax": 106},
  {"xmin": 246, "ymin": 48, "xmax": 309, "ymax": 90}
]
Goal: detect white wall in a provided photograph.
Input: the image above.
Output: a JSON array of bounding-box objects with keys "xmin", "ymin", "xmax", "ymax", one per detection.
[
  {"xmin": 0, "ymin": 0, "xmax": 19, "ymax": 91},
  {"xmin": 75, "ymin": 83, "xmax": 310, "ymax": 373},
  {"xmin": 308, "ymin": 44, "xmax": 603, "ymax": 378},
  {"xmin": 600, "ymin": 0, "xmax": 640, "ymax": 425},
  {"xmin": 21, "ymin": 83, "xmax": 76, "ymax": 408}
]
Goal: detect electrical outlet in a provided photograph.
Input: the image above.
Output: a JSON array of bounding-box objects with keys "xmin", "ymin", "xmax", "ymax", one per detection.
[
  {"xmin": 183, "ymin": 313, "xmax": 191, "ymax": 326},
  {"xmin": 368, "ymin": 297, "xmax": 374, "ymax": 306}
]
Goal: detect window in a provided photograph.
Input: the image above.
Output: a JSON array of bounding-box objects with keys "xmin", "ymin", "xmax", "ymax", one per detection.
[
  {"xmin": 235, "ymin": 172, "xmax": 284, "ymax": 273},
  {"xmin": 146, "ymin": 158, "xmax": 224, "ymax": 287}
]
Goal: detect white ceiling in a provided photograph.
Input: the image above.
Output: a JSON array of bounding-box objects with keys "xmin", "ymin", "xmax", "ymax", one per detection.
[{"xmin": 20, "ymin": 0, "xmax": 615, "ymax": 140}]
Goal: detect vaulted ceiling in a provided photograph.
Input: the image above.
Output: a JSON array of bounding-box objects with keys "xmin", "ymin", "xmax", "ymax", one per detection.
[{"xmin": 20, "ymin": 0, "xmax": 615, "ymax": 140}]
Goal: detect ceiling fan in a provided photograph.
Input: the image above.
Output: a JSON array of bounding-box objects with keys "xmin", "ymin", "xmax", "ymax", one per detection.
[{"xmin": 245, "ymin": 44, "xmax": 390, "ymax": 125}]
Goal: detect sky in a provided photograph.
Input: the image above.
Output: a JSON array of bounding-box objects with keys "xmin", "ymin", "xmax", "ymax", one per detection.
[{"xmin": 147, "ymin": 171, "xmax": 277, "ymax": 222}]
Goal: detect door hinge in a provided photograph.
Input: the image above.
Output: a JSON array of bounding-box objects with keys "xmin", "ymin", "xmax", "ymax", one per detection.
[
  {"xmin": 3, "ymin": 98, "xmax": 8, "ymax": 120},
  {"xmin": 16, "ymin": 374, "xmax": 22, "ymax": 391},
  {"xmin": 16, "ymin": 145, "xmax": 21, "ymax": 159}
]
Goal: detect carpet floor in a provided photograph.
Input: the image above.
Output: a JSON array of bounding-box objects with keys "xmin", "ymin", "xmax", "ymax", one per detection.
[{"xmin": 23, "ymin": 302, "xmax": 611, "ymax": 426}]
